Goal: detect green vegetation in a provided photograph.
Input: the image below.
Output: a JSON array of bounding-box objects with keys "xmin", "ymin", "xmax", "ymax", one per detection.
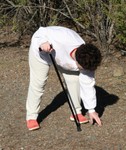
[{"xmin": 0, "ymin": 0, "xmax": 126, "ymax": 54}]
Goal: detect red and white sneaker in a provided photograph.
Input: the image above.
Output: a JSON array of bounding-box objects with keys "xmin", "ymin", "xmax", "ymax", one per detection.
[
  {"xmin": 27, "ymin": 120, "xmax": 40, "ymax": 131},
  {"xmin": 70, "ymin": 114, "xmax": 89, "ymax": 124}
]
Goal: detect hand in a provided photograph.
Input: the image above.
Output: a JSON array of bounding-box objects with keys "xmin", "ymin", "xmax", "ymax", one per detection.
[
  {"xmin": 88, "ymin": 112, "xmax": 102, "ymax": 126},
  {"xmin": 40, "ymin": 42, "xmax": 53, "ymax": 52}
]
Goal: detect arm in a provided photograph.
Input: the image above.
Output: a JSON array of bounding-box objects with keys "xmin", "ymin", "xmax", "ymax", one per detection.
[
  {"xmin": 32, "ymin": 27, "xmax": 52, "ymax": 52},
  {"xmin": 79, "ymin": 70, "xmax": 102, "ymax": 126}
]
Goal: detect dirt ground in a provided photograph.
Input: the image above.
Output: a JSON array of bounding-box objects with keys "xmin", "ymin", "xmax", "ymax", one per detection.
[{"xmin": 0, "ymin": 35, "xmax": 126, "ymax": 150}]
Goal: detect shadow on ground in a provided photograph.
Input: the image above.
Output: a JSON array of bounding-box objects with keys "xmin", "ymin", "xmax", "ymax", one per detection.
[
  {"xmin": 37, "ymin": 86, "xmax": 119, "ymax": 123},
  {"xmin": 37, "ymin": 92, "xmax": 67, "ymax": 123},
  {"xmin": 95, "ymin": 86, "xmax": 119, "ymax": 117}
]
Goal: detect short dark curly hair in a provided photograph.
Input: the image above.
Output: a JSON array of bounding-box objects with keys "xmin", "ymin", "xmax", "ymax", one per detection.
[{"xmin": 75, "ymin": 44, "xmax": 102, "ymax": 71}]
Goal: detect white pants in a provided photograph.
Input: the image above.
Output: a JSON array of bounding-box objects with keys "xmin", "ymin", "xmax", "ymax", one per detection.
[{"xmin": 26, "ymin": 51, "xmax": 82, "ymax": 120}]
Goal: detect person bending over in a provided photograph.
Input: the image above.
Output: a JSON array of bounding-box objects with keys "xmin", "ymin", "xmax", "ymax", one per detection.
[{"xmin": 26, "ymin": 26, "xmax": 102, "ymax": 131}]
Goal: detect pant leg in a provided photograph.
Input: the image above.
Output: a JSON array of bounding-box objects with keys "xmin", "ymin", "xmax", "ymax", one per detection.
[
  {"xmin": 62, "ymin": 71, "xmax": 82, "ymax": 114},
  {"xmin": 26, "ymin": 51, "xmax": 50, "ymax": 120}
]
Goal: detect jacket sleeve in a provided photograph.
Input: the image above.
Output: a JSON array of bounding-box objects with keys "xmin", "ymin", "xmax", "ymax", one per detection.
[
  {"xmin": 31, "ymin": 27, "xmax": 48, "ymax": 50},
  {"xmin": 79, "ymin": 70, "xmax": 96, "ymax": 112}
]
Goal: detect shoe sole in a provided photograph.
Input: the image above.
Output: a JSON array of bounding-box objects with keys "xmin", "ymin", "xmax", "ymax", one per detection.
[
  {"xmin": 28, "ymin": 126, "xmax": 40, "ymax": 131},
  {"xmin": 70, "ymin": 118, "xmax": 89, "ymax": 124}
]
